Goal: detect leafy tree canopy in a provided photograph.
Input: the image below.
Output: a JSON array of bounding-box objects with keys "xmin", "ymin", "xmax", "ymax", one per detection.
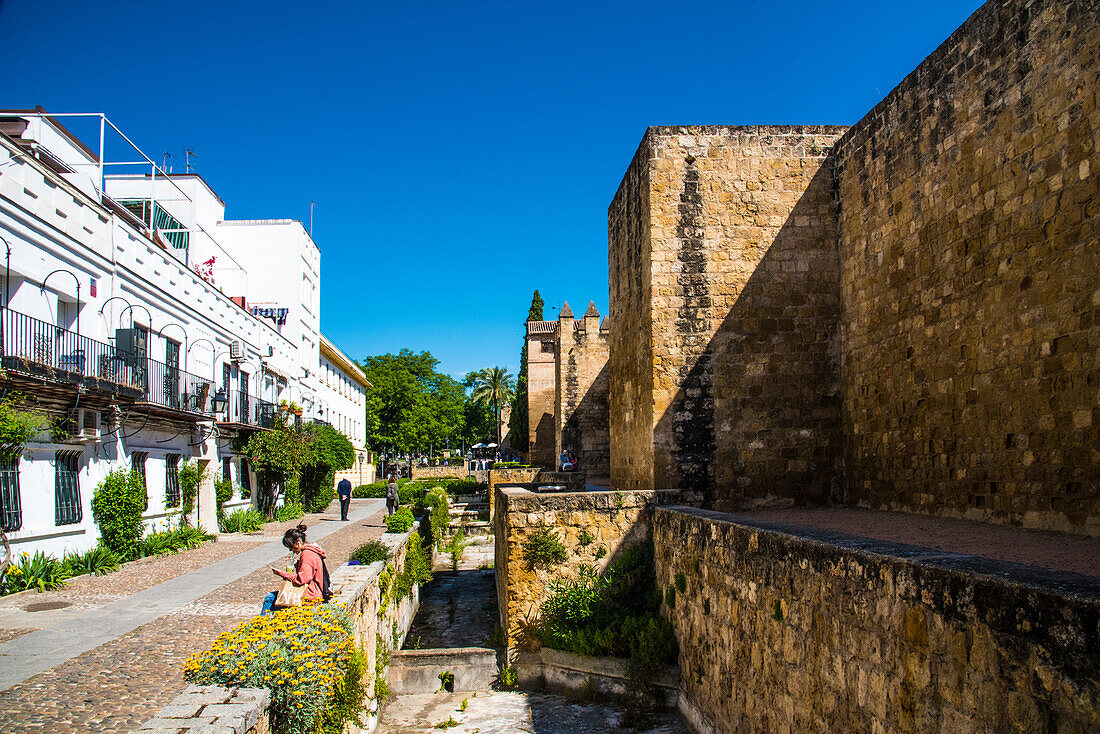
[{"xmin": 359, "ymin": 350, "xmax": 466, "ymax": 453}]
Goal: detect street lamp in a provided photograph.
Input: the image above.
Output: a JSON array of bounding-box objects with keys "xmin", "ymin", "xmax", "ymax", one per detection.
[{"xmin": 210, "ymin": 387, "xmax": 229, "ymax": 414}]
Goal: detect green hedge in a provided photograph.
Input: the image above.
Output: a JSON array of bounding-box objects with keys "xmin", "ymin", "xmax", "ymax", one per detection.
[{"xmin": 91, "ymin": 469, "xmax": 147, "ymax": 559}]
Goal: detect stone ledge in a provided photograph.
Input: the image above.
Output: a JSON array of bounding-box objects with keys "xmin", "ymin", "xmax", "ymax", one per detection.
[
  {"xmin": 134, "ymin": 685, "xmax": 270, "ymax": 734},
  {"xmin": 389, "ymin": 647, "xmax": 498, "ymax": 694}
]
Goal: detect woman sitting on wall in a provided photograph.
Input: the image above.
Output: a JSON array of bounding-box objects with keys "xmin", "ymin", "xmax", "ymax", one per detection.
[{"xmin": 260, "ymin": 523, "xmax": 328, "ymax": 615}]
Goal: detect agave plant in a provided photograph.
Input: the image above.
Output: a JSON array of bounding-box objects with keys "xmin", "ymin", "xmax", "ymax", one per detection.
[
  {"xmin": 4, "ymin": 551, "xmax": 70, "ymax": 593},
  {"xmin": 136, "ymin": 532, "xmax": 173, "ymax": 558},
  {"xmin": 61, "ymin": 545, "xmax": 121, "ymax": 577}
]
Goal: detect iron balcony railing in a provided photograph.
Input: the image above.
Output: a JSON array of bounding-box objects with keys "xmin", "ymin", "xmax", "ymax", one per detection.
[
  {"xmin": 222, "ymin": 389, "xmax": 277, "ymax": 428},
  {"xmin": 1, "ymin": 308, "xmax": 216, "ymax": 414}
]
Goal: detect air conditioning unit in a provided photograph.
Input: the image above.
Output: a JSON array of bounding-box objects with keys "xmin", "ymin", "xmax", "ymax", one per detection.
[
  {"xmin": 229, "ymin": 341, "xmax": 245, "ymax": 361},
  {"xmin": 78, "ymin": 409, "xmax": 101, "ymax": 441}
]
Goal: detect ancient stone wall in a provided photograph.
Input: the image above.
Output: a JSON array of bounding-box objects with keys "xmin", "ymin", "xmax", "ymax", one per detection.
[
  {"xmin": 833, "ymin": 0, "xmax": 1100, "ymax": 534},
  {"xmin": 555, "ymin": 305, "xmax": 610, "ymax": 480},
  {"xmin": 653, "ymin": 506, "xmax": 1100, "ymax": 733},
  {"xmin": 608, "ymin": 125, "xmax": 847, "ymax": 508},
  {"xmin": 492, "ymin": 486, "xmax": 688, "ymax": 656},
  {"xmin": 526, "ymin": 320, "xmax": 559, "ymax": 470},
  {"xmin": 609, "ymin": 136, "xmax": 655, "ymax": 492}
]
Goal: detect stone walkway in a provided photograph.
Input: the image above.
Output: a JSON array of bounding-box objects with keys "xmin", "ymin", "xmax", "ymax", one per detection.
[
  {"xmin": 741, "ymin": 506, "xmax": 1100, "ymax": 577},
  {"xmin": 0, "ymin": 498, "xmax": 386, "ymax": 733},
  {"xmin": 377, "ymin": 691, "xmax": 689, "ymax": 734}
]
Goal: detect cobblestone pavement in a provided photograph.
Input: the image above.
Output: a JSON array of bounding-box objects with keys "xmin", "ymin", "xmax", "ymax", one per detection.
[
  {"xmin": 0, "ymin": 499, "xmax": 387, "ymax": 733},
  {"xmin": 377, "ymin": 691, "xmax": 690, "ymax": 734},
  {"xmin": 742, "ymin": 506, "xmax": 1100, "ymax": 577}
]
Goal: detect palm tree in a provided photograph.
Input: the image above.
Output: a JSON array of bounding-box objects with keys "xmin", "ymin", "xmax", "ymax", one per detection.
[{"xmin": 471, "ymin": 366, "xmax": 515, "ymax": 447}]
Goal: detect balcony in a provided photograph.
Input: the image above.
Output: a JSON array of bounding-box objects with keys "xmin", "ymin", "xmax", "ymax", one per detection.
[
  {"xmin": 218, "ymin": 388, "xmax": 277, "ymax": 429},
  {"xmin": 1, "ymin": 308, "xmax": 215, "ymax": 415}
]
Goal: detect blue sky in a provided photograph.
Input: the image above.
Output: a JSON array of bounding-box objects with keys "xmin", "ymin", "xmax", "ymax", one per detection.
[{"xmin": 0, "ymin": 0, "xmax": 983, "ymax": 379}]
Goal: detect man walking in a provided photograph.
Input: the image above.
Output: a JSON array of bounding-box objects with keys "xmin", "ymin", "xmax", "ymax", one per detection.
[{"xmin": 337, "ymin": 477, "xmax": 352, "ymax": 521}]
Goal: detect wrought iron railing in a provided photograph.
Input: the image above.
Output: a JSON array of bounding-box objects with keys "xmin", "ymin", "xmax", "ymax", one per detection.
[{"xmin": 1, "ymin": 308, "xmax": 215, "ymax": 414}]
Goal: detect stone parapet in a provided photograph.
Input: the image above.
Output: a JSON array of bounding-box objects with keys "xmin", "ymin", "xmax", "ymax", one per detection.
[
  {"xmin": 409, "ymin": 464, "xmax": 469, "ymax": 481},
  {"xmin": 134, "ymin": 685, "xmax": 270, "ymax": 733},
  {"xmin": 653, "ymin": 506, "xmax": 1100, "ymax": 733},
  {"xmin": 493, "ymin": 486, "xmax": 693, "ymax": 655}
]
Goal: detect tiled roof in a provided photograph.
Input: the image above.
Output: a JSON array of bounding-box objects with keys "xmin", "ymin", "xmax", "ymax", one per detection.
[{"xmin": 527, "ymin": 320, "xmax": 559, "ymax": 334}]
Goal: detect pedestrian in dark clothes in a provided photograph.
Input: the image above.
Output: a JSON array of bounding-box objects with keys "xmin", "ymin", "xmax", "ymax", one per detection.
[{"xmin": 337, "ymin": 477, "xmax": 352, "ymax": 521}]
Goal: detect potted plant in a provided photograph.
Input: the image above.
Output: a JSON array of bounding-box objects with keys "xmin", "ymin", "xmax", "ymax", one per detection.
[
  {"xmin": 278, "ymin": 400, "xmax": 290, "ymax": 414},
  {"xmin": 289, "ymin": 402, "xmax": 303, "ymax": 416}
]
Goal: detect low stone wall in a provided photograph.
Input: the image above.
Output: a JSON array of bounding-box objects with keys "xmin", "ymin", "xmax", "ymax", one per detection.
[
  {"xmin": 410, "ymin": 464, "xmax": 469, "ymax": 481},
  {"xmin": 493, "ymin": 486, "xmax": 690, "ymax": 656},
  {"xmin": 488, "ymin": 467, "xmax": 541, "ymax": 517},
  {"xmin": 653, "ymin": 506, "xmax": 1100, "ymax": 733},
  {"xmin": 134, "ymin": 685, "xmax": 270, "ymax": 733},
  {"xmin": 134, "ymin": 526, "xmax": 424, "ymax": 734},
  {"xmin": 388, "ymin": 648, "xmax": 498, "ymax": 694},
  {"xmin": 516, "ymin": 648, "xmax": 679, "ymax": 708}
]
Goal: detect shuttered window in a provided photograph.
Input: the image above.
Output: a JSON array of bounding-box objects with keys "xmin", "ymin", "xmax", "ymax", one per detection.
[
  {"xmin": 0, "ymin": 459, "xmax": 21, "ymax": 532},
  {"xmin": 165, "ymin": 454, "xmax": 181, "ymax": 507},
  {"xmin": 55, "ymin": 451, "xmax": 82, "ymax": 525}
]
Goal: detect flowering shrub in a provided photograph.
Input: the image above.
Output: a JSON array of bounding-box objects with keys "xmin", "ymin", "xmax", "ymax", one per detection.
[{"xmin": 184, "ymin": 602, "xmax": 357, "ymax": 734}]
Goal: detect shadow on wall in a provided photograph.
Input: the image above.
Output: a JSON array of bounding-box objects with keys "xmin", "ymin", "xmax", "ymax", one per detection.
[
  {"xmin": 560, "ymin": 361, "xmax": 610, "ymax": 480},
  {"xmin": 532, "ymin": 412, "xmax": 556, "ymax": 470},
  {"xmin": 652, "ymin": 161, "xmax": 843, "ymax": 511}
]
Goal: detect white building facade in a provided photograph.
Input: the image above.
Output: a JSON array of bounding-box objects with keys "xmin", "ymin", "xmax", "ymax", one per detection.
[{"xmin": 0, "ymin": 110, "xmax": 364, "ymax": 558}]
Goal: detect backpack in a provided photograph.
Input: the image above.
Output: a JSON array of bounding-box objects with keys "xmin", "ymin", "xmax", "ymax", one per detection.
[
  {"xmin": 320, "ymin": 557, "xmax": 333, "ymax": 601},
  {"xmin": 305, "ymin": 547, "xmax": 335, "ymax": 601}
]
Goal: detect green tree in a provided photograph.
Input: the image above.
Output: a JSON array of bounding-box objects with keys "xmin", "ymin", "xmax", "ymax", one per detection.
[
  {"xmin": 508, "ymin": 290, "xmax": 543, "ymax": 460},
  {"xmin": 244, "ymin": 427, "xmax": 309, "ymax": 517},
  {"xmin": 358, "ymin": 350, "xmax": 466, "ymax": 454},
  {"xmin": 299, "ymin": 423, "xmax": 356, "ymax": 513},
  {"xmin": 471, "ymin": 367, "xmax": 515, "ymax": 447}
]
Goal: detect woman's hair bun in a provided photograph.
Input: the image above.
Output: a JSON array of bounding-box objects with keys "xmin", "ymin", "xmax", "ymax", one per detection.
[{"xmin": 296, "ymin": 523, "xmax": 308, "ymax": 533}]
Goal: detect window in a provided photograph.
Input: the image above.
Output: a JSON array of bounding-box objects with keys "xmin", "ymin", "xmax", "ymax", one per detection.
[
  {"xmin": 55, "ymin": 450, "xmax": 82, "ymax": 525},
  {"xmin": 0, "ymin": 458, "xmax": 21, "ymax": 531},
  {"xmin": 541, "ymin": 340, "xmax": 555, "ymax": 353},
  {"xmin": 240, "ymin": 458, "xmax": 252, "ymax": 495},
  {"xmin": 165, "ymin": 454, "xmax": 181, "ymax": 507},
  {"xmin": 222, "ymin": 457, "xmax": 231, "ymax": 482},
  {"xmin": 132, "ymin": 451, "xmax": 149, "ymax": 510}
]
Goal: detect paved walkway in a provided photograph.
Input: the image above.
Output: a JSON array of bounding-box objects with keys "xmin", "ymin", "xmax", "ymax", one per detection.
[
  {"xmin": 741, "ymin": 506, "xmax": 1100, "ymax": 577},
  {"xmin": 0, "ymin": 498, "xmax": 386, "ymax": 733}
]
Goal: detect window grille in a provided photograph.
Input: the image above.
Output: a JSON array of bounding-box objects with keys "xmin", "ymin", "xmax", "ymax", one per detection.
[
  {"xmin": 222, "ymin": 457, "xmax": 231, "ymax": 482},
  {"xmin": 240, "ymin": 459, "xmax": 251, "ymax": 494},
  {"xmin": 132, "ymin": 451, "xmax": 149, "ymax": 510},
  {"xmin": 55, "ymin": 450, "xmax": 82, "ymax": 525},
  {"xmin": 165, "ymin": 454, "xmax": 181, "ymax": 507},
  {"xmin": 0, "ymin": 459, "xmax": 21, "ymax": 532}
]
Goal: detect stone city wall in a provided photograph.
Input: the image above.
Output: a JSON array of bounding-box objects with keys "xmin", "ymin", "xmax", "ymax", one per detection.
[
  {"xmin": 653, "ymin": 506, "xmax": 1100, "ymax": 734},
  {"xmin": 833, "ymin": 0, "xmax": 1100, "ymax": 534},
  {"xmin": 493, "ymin": 486, "xmax": 689, "ymax": 657},
  {"xmin": 556, "ymin": 309, "xmax": 611, "ymax": 481},
  {"xmin": 608, "ymin": 136, "xmax": 655, "ymax": 492},
  {"xmin": 609, "ymin": 125, "xmax": 847, "ymax": 508}
]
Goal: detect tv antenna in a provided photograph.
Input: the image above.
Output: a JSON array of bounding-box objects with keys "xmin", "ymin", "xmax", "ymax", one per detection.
[
  {"xmin": 185, "ymin": 148, "xmax": 198, "ymax": 173},
  {"xmin": 162, "ymin": 151, "xmax": 173, "ymax": 172}
]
